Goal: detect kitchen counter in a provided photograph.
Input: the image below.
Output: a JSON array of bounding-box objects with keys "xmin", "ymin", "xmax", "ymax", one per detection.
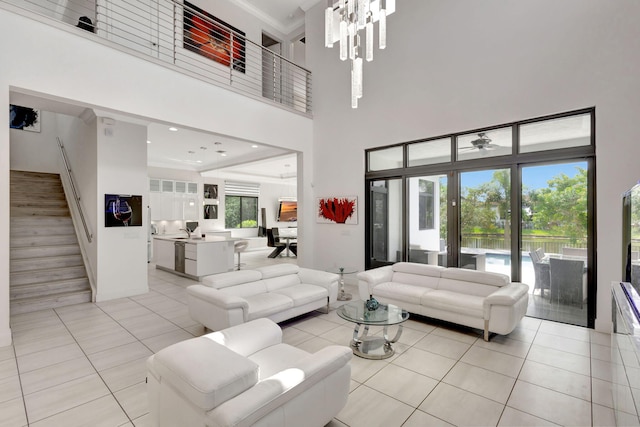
[
  {"xmin": 153, "ymin": 234, "xmax": 237, "ymax": 244},
  {"xmin": 153, "ymin": 235, "xmax": 235, "ymax": 280}
]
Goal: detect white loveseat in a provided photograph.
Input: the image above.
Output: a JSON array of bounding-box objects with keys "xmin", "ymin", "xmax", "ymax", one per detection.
[
  {"xmin": 358, "ymin": 262, "xmax": 529, "ymax": 341},
  {"xmin": 147, "ymin": 318, "xmax": 352, "ymax": 427},
  {"xmin": 187, "ymin": 264, "xmax": 339, "ymax": 331}
]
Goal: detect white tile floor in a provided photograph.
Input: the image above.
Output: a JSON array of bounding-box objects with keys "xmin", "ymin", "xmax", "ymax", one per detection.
[{"xmin": 0, "ymin": 248, "xmax": 634, "ymax": 426}]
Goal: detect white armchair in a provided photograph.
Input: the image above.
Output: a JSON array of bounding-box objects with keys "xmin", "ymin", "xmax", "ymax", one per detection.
[{"xmin": 147, "ymin": 318, "xmax": 352, "ymax": 427}]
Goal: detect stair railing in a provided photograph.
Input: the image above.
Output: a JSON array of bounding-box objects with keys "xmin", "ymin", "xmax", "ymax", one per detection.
[{"xmin": 57, "ymin": 137, "xmax": 93, "ymax": 243}]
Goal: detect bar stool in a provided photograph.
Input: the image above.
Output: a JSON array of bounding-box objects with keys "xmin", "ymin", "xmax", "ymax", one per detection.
[{"xmin": 234, "ymin": 240, "xmax": 249, "ymax": 270}]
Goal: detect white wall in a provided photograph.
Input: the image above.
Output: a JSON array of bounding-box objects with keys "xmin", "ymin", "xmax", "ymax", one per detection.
[
  {"xmin": 95, "ymin": 118, "xmax": 148, "ymax": 300},
  {"xmin": 10, "ymin": 110, "xmax": 60, "ymax": 173},
  {"xmin": 306, "ymin": 0, "xmax": 640, "ymax": 332}
]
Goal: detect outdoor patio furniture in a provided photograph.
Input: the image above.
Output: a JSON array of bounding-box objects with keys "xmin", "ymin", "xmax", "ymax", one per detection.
[
  {"xmin": 549, "ymin": 258, "xmax": 586, "ymax": 308},
  {"xmin": 530, "ymin": 251, "xmax": 550, "ymax": 297}
]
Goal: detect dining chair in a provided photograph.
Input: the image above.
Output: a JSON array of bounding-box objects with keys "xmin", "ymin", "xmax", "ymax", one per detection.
[
  {"xmin": 266, "ymin": 228, "xmax": 286, "ymax": 258},
  {"xmin": 549, "ymin": 257, "xmax": 586, "ymax": 308},
  {"xmin": 529, "ymin": 251, "xmax": 550, "ymax": 297},
  {"xmin": 535, "ymin": 248, "xmax": 546, "ymax": 262}
]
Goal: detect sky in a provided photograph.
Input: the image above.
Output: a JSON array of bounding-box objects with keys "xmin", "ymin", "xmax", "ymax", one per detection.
[{"xmin": 461, "ymin": 161, "xmax": 587, "ymax": 190}]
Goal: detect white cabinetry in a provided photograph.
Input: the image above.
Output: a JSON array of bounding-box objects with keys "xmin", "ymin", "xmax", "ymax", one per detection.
[
  {"xmin": 154, "ymin": 238, "xmax": 174, "ymax": 269},
  {"xmin": 149, "ymin": 179, "xmax": 199, "ymax": 221},
  {"xmin": 184, "ymin": 241, "xmax": 233, "ymax": 277}
]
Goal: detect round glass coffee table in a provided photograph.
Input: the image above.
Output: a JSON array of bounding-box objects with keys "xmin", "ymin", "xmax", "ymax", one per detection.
[{"xmin": 337, "ymin": 300, "xmax": 409, "ymax": 359}]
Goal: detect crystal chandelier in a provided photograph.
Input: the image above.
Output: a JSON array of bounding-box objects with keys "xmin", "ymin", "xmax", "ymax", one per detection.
[{"xmin": 325, "ymin": 0, "xmax": 396, "ymax": 108}]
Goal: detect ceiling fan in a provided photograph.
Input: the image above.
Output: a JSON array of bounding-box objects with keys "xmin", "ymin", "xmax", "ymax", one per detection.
[{"xmin": 460, "ymin": 133, "xmax": 501, "ymax": 152}]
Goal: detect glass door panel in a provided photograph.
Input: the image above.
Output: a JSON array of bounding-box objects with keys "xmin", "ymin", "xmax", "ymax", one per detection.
[
  {"xmin": 369, "ymin": 179, "xmax": 403, "ymax": 268},
  {"xmin": 522, "ymin": 162, "xmax": 589, "ymax": 326},
  {"xmin": 460, "ymin": 169, "xmax": 511, "ymax": 277},
  {"xmin": 408, "ymin": 175, "xmax": 447, "ymax": 266}
]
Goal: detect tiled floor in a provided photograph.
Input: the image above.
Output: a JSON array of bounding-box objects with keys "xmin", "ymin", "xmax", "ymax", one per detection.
[{"xmin": 0, "ymin": 248, "xmax": 633, "ymax": 426}]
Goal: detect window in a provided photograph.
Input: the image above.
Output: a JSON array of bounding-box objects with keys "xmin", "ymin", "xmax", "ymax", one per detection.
[
  {"xmin": 225, "ymin": 196, "xmax": 258, "ymax": 228},
  {"xmin": 418, "ymin": 179, "xmax": 435, "ymax": 230}
]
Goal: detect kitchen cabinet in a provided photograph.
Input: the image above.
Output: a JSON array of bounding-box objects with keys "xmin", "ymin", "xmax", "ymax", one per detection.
[
  {"xmin": 149, "ymin": 179, "xmax": 199, "ymax": 220},
  {"xmin": 153, "ymin": 238, "xmax": 175, "ymax": 270}
]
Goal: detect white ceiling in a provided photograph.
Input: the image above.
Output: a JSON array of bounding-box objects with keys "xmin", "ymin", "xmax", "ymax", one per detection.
[{"xmin": 233, "ymin": 0, "xmax": 319, "ymax": 34}]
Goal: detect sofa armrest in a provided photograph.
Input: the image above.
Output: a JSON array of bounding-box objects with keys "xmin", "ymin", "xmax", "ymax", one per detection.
[
  {"xmin": 357, "ymin": 266, "xmax": 393, "ymax": 300},
  {"xmin": 297, "ymin": 268, "xmax": 340, "ymax": 302},
  {"xmin": 208, "ymin": 345, "xmax": 352, "ymax": 427},
  {"xmin": 206, "ymin": 318, "xmax": 283, "ymax": 357},
  {"xmin": 187, "ymin": 285, "xmax": 249, "ymax": 311},
  {"xmin": 483, "ymin": 283, "xmax": 529, "ymax": 319}
]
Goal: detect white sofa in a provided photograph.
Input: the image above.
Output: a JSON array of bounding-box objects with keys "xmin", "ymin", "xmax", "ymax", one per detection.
[
  {"xmin": 147, "ymin": 318, "xmax": 352, "ymax": 427},
  {"xmin": 187, "ymin": 264, "xmax": 339, "ymax": 331},
  {"xmin": 358, "ymin": 262, "xmax": 529, "ymax": 341}
]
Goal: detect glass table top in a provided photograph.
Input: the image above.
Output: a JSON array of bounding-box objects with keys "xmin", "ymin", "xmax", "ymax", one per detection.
[{"xmin": 337, "ymin": 301, "xmax": 409, "ymax": 325}]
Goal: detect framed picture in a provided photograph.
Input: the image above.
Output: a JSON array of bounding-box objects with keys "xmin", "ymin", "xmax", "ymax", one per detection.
[
  {"xmin": 10, "ymin": 104, "xmax": 40, "ymax": 132},
  {"xmin": 317, "ymin": 196, "xmax": 358, "ymax": 224},
  {"xmin": 204, "ymin": 184, "xmax": 218, "ymax": 199},
  {"xmin": 105, "ymin": 194, "xmax": 143, "ymax": 227},
  {"xmin": 204, "ymin": 204, "xmax": 218, "ymax": 219},
  {"xmin": 183, "ymin": 1, "xmax": 246, "ymax": 73}
]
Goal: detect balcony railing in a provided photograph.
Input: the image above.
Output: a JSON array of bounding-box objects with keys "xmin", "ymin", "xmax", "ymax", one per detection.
[{"xmin": 4, "ymin": 0, "xmax": 312, "ymax": 114}]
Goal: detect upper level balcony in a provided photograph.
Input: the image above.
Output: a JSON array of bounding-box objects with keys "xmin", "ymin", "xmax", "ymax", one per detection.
[{"xmin": 3, "ymin": 0, "xmax": 312, "ymax": 115}]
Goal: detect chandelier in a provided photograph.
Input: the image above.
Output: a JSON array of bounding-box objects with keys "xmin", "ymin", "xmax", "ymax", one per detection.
[{"xmin": 325, "ymin": 0, "xmax": 396, "ymax": 108}]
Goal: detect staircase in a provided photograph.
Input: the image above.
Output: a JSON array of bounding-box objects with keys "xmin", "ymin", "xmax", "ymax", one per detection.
[{"xmin": 10, "ymin": 170, "xmax": 92, "ymax": 315}]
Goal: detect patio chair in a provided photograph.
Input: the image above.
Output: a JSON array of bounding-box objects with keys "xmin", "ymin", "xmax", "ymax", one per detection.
[
  {"xmin": 549, "ymin": 257, "xmax": 587, "ymax": 308},
  {"xmin": 530, "ymin": 251, "xmax": 550, "ymax": 297}
]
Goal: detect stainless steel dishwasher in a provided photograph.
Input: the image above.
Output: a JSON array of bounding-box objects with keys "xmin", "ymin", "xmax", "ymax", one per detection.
[{"xmin": 174, "ymin": 241, "xmax": 186, "ymax": 273}]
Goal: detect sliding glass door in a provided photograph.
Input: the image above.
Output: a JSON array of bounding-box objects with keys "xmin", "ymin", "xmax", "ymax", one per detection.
[
  {"xmin": 459, "ymin": 169, "xmax": 511, "ymax": 277},
  {"xmin": 521, "ymin": 162, "xmax": 589, "ymax": 326}
]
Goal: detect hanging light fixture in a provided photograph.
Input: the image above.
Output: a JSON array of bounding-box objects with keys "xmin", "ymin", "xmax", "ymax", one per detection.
[{"xmin": 325, "ymin": 0, "xmax": 395, "ymax": 108}]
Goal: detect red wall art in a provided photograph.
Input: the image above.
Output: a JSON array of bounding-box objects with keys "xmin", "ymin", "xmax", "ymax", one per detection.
[
  {"xmin": 317, "ymin": 197, "xmax": 358, "ymax": 224},
  {"xmin": 183, "ymin": 1, "xmax": 246, "ymax": 73}
]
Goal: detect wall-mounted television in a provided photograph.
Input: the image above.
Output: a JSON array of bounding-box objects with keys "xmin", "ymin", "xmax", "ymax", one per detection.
[
  {"xmin": 105, "ymin": 194, "xmax": 143, "ymax": 227},
  {"xmin": 277, "ymin": 200, "xmax": 297, "ymax": 222}
]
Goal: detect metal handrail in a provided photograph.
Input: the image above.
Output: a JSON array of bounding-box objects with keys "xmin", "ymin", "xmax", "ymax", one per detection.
[
  {"xmin": 57, "ymin": 137, "xmax": 93, "ymax": 243},
  {"xmin": 2, "ymin": 0, "xmax": 312, "ymax": 114}
]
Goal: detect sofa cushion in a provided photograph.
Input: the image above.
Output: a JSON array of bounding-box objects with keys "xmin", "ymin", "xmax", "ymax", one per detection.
[
  {"xmin": 440, "ymin": 268, "xmax": 509, "ymax": 287},
  {"xmin": 220, "ymin": 280, "xmax": 268, "ymax": 298},
  {"xmin": 203, "ymin": 270, "xmax": 263, "ymax": 290},
  {"xmin": 373, "ymin": 282, "xmax": 433, "ymax": 305},
  {"xmin": 422, "ymin": 290, "xmax": 485, "ymax": 318},
  {"xmin": 437, "ymin": 268, "xmax": 509, "ymax": 297},
  {"xmin": 248, "ymin": 343, "xmax": 310, "ymax": 379},
  {"xmin": 262, "ymin": 274, "xmax": 302, "ymax": 292},
  {"xmin": 153, "ymin": 337, "xmax": 259, "ymax": 411},
  {"xmin": 392, "ymin": 262, "xmax": 445, "ymax": 277},
  {"xmin": 246, "ymin": 293, "xmax": 294, "ymax": 320},
  {"xmin": 271, "ymin": 284, "xmax": 328, "ymax": 306},
  {"xmin": 255, "ymin": 264, "xmax": 300, "ymax": 279}
]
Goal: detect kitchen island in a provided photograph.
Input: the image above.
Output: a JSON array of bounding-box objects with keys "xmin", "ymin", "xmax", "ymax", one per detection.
[{"xmin": 153, "ymin": 235, "xmax": 235, "ymax": 280}]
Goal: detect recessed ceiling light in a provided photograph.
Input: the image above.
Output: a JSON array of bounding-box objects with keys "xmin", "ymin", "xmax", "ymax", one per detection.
[
  {"xmin": 221, "ymin": 153, "xmax": 227, "ymax": 157},
  {"xmin": 188, "ymin": 150, "xmax": 195, "ymax": 154},
  {"xmin": 169, "ymin": 127, "xmax": 178, "ymax": 132},
  {"xmin": 200, "ymin": 146, "xmax": 207, "ymax": 150},
  {"xmin": 214, "ymin": 142, "xmax": 222, "ymax": 145},
  {"xmin": 196, "ymin": 160, "xmax": 202, "ymax": 163},
  {"xmin": 147, "ymin": 140, "xmax": 151, "ymax": 144},
  {"xmin": 251, "ymin": 144, "xmax": 258, "ymax": 148}
]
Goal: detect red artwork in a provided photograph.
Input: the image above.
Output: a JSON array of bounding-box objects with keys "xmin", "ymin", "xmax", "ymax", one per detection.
[
  {"xmin": 184, "ymin": 2, "xmax": 246, "ymax": 73},
  {"xmin": 318, "ymin": 197, "xmax": 357, "ymax": 224}
]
